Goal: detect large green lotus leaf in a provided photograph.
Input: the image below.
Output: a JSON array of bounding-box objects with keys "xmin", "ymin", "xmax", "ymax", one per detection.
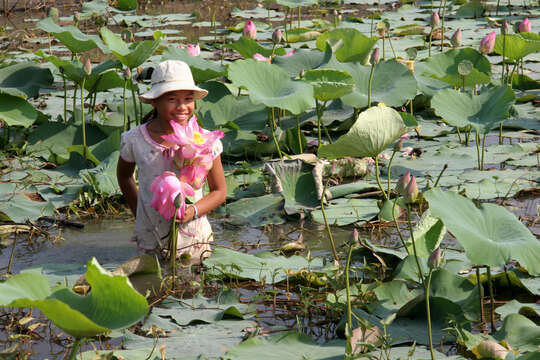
[
  {"xmin": 273, "ymin": 46, "xmax": 332, "ymax": 78},
  {"xmin": 511, "ymin": 74, "xmax": 540, "ymax": 91},
  {"xmin": 225, "ymin": 36, "xmax": 286, "ymax": 59},
  {"xmin": 370, "ymin": 280, "xmax": 423, "ymax": 318},
  {"xmin": 21, "ymin": 263, "xmax": 87, "ymax": 287},
  {"xmin": 204, "ymin": 248, "xmax": 325, "ymax": 284},
  {"xmin": 81, "ymin": 349, "xmax": 160, "ymax": 360},
  {"xmin": 332, "ymin": 60, "xmax": 417, "ymax": 108},
  {"xmin": 421, "ymin": 48, "xmax": 492, "ymax": 87},
  {"xmin": 35, "ymin": 50, "xmax": 85, "ymax": 83},
  {"xmin": 0, "ymin": 93, "xmax": 38, "ymax": 127},
  {"xmin": 366, "ymin": 346, "xmax": 464, "ymax": 360},
  {"xmin": 162, "ymin": 46, "xmax": 227, "ymax": 83},
  {"xmin": 316, "ymin": 28, "xmax": 378, "ymax": 64},
  {"xmin": 494, "ymin": 33, "xmax": 540, "ymax": 60},
  {"xmin": 84, "ymin": 68, "xmax": 135, "ymax": 92},
  {"xmin": 318, "ymin": 105, "xmax": 406, "ymax": 159},
  {"xmin": 37, "ymin": 17, "xmax": 108, "ymax": 53},
  {"xmin": 0, "ymin": 258, "xmax": 148, "ymax": 338},
  {"xmin": 405, "ymin": 209, "xmax": 446, "ymax": 257},
  {"xmin": 265, "ymin": 160, "xmax": 319, "ymax": 215},
  {"xmin": 198, "ymin": 94, "xmax": 267, "ymax": 131},
  {"xmin": 221, "ymin": 129, "xmax": 258, "ymax": 157},
  {"xmin": 303, "ymin": 69, "xmax": 354, "ymax": 102},
  {"xmin": 228, "ymin": 59, "xmax": 314, "ymax": 115},
  {"xmin": 431, "ymin": 85, "xmax": 515, "ymax": 134},
  {"xmin": 455, "ymin": 0, "xmax": 485, "ymax": 18},
  {"xmin": 450, "ymin": 177, "xmax": 538, "ymax": 200},
  {"xmin": 310, "ymin": 198, "xmax": 379, "ymax": 226},
  {"xmin": 145, "ymin": 290, "xmax": 255, "ymax": 327},
  {"xmin": 0, "ymin": 62, "xmax": 53, "ymax": 98},
  {"xmin": 494, "ymin": 314, "xmax": 540, "ymax": 352},
  {"xmin": 100, "ymin": 27, "xmax": 162, "ymax": 69},
  {"xmin": 225, "ymin": 331, "xmax": 345, "ymax": 360},
  {"xmin": 495, "ymin": 300, "xmax": 540, "ymax": 322},
  {"xmin": 116, "ymin": 0, "xmax": 137, "ymax": 10},
  {"xmin": 424, "ymin": 188, "xmax": 540, "ymax": 275},
  {"xmin": 222, "ymin": 193, "xmax": 285, "ymax": 226},
  {"xmin": 428, "ymin": 269, "xmax": 480, "ymax": 320},
  {"xmin": 79, "ymin": 151, "xmax": 120, "ymax": 196},
  {"xmin": 275, "ymin": 0, "xmax": 318, "ymax": 8},
  {"xmin": 285, "ymin": 27, "xmax": 321, "ymax": 43},
  {"xmin": 0, "ymin": 186, "xmax": 56, "ymax": 222}
]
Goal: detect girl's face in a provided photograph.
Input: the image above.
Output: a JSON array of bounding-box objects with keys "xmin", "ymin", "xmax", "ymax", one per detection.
[{"xmin": 152, "ymin": 90, "xmax": 195, "ymax": 126}]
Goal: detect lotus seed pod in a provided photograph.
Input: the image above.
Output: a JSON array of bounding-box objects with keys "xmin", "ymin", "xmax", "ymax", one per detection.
[
  {"xmin": 501, "ymin": 20, "xmax": 509, "ymax": 35},
  {"xmin": 48, "ymin": 7, "xmax": 59, "ymax": 22},
  {"xmin": 395, "ymin": 171, "xmax": 411, "ymax": 195},
  {"xmin": 479, "ymin": 32, "xmax": 496, "ymax": 54},
  {"xmin": 370, "ymin": 48, "xmax": 380, "ymax": 65},
  {"xmin": 430, "ymin": 11, "xmax": 440, "ymax": 27},
  {"xmin": 518, "ymin": 18, "xmax": 531, "ymax": 33},
  {"xmin": 428, "ymin": 247, "xmax": 442, "ymax": 269},
  {"xmin": 243, "ymin": 20, "xmax": 257, "ymax": 40},
  {"xmin": 83, "ymin": 58, "xmax": 92, "ymax": 76},
  {"xmin": 404, "ymin": 175, "xmax": 418, "ymax": 204},
  {"xmin": 272, "ymin": 28, "xmax": 282, "ymax": 44},
  {"xmin": 450, "ymin": 28, "xmax": 461, "ymax": 48},
  {"xmin": 123, "ymin": 67, "xmax": 132, "ymax": 80}
]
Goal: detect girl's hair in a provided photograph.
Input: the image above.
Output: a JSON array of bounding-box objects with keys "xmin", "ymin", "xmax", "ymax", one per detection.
[{"xmin": 141, "ymin": 108, "xmax": 157, "ymax": 124}]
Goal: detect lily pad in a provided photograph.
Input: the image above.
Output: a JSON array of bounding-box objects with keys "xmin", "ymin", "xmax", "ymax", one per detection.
[
  {"xmin": 316, "ymin": 28, "xmax": 378, "ymax": 64},
  {"xmin": 198, "ymin": 93, "xmax": 267, "ymax": 131},
  {"xmin": 37, "ymin": 17, "xmax": 108, "ymax": 54},
  {"xmin": 495, "ymin": 300, "xmax": 540, "ymax": 323},
  {"xmin": 225, "ymin": 36, "xmax": 286, "ymax": 59},
  {"xmin": 493, "ymin": 314, "xmax": 540, "ymax": 352},
  {"xmin": 310, "ymin": 198, "xmax": 379, "ymax": 226},
  {"xmin": 405, "ymin": 209, "xmax": 446, "ymax": 257},
  {"xmin": 222, "ymin": 193, "xmax": 285, "ymax": 226},
  {"xmin": 273, "ymin": 46, "xmax": 332, "ymax": 78}
]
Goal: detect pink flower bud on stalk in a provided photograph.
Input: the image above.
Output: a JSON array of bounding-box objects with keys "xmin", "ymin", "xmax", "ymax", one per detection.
[
  {"xmin": 404, "ymin": 175, "xmax": 418, "ymax": 204},
  {"xmin": 450, "ymin": 28, "xmax": 461, "ymax": 48},
  {"xmin": 83, "ymin": 58, "xmax": 92, "ymax": 76},
  {"xmin": 430, "ymin": 12, "xmax": 440, "ymax": 27},
  {"xmin": 518, "ymin": 18, "xmax": 531, "ymax": 33},
  {"xmin": 370, "ymin": 47, "xmax": 380, "ymax": 65},
  {"xmin": 272, "ymin": 28, "xmax": 282, "ymax": 44},
  {"xmin": 123, "ymin": 67, "xmax": 131, "ymax": 80},
  {"xmin": 74, "ymin": 12, "xmax": 81, "ymax": 25},
  {"xmin": 479, "ymin": 32, "xmax": 496, "ymax": 54},
  {"xmin": 243, "ymin": 20, "xmax": 257, "ymax": 40},
  {"xmin": 428, "ymin": 247, "xmax": 442, "ymax": 269},
  {"xmin": 501, "ymin": 20, "xmax": 509, "ymax": 35},
  {"xmin": 350, "ymin": 228, "xmax": 359, "ymax": 245},
  {"xmin": 395, "ymin": 171, "xmax": 411, "ymax": 195}
]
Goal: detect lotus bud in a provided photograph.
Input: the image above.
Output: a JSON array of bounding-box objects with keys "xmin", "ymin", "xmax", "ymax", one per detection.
[
  {"xmin": 501, "ymin": 20, "xmax": 509, "ymax": 35},
  {"xmin": 83, "ymin": 58, "xmax": 92, "ymax": 76},
  {"xmin": 395, "ymin": 171, "xmax": 411, "ymax": 195},
  {"xmin": 428, "ymin": 247, "xmax": 442, "ymax": 269},
  {"xmin": 370, "ymin": 47, "xmax": 380, "ymax": 65},
  {"xmin": 430, "ymin": 11, "xmax": 440, "ymax": 27},
  {"xmin": 518, "ymin": 18, "xmax": 531, "ymax": 33},
  {"xmin": 349, "ymin": 228, "xmax": 359, "ymax": 245},
  {"xmin": 333, "ymin": 9, "xmax": 338, "ymax": 16},
  {"xmin": 272, "ymin": 28, "xmax": 282, "ymax": 44},
  {"xmin": 73, "ymin": 12, "xmax": 81, "ymax": 26},
  {"xmin": 394, "ymin": 139, "xmax": 403, "ymax": 152},
  {"xmin": 243, "ymin": 20, "xmax": 257, "ymax": 40},
  {"xmin": 450, "ymin": 28, "xmax": 461, "ymax": 48},
  {"xmin": 479, "ymin": 32, "xmax": 496, "ymax": 54},
  {"xmin": 123, "ymin": 67, "xmax": 132, "ymax": 80},
  {"xmin": 299, "ymin": 69, "xmax": 305, "ymax": 78},
  {"xmin": 48, "ymin": 7, "xmax": 59, "ymax": 22},
  {"xmin": 404, "ymin": 175, "xmax": 418, "ymax": 204}
]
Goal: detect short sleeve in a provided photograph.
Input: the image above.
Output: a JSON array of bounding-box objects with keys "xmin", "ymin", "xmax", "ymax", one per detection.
[
  {"xmin": 120, "ymin": 131, "xmax": 135, "ymax": 163},
  {"xmin": 211, "ymin": 139, "xmax": 223, "ymax": 160}
]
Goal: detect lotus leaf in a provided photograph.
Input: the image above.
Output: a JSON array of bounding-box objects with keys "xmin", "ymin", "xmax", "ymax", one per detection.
[
  {"xmin": 0, "ymin": 93, "xmax": 38, "ymax": 127},
  {"xmin": 310, "ymin": 198, "xmax": 379, "ymax": 226},
  {"xmin": 303, "ymin": 69, "xmax": 354, "ymax": 102},
  {"xmin": 162, "ymin": 46, "xmax": 226, "ymax": 83},
  {"xmin": 0, "ymin": 258, "xmax": 148, "ymax": 338},
  {"xmin": 275, "ymin": 0, "xmax": 318, "ymax": 8},
  {"xmin": 495, "ymin": 300, "xmax": 540, "ymax": 323},
  {"xmin": 225, "ymin": 36, "xmax": 286, "ymax": 59},
  {"xmin": 227, "ymin": 59, "xmax": 314, "ymax": 115},
  {"xmin": 424, "ymin": 188, "xmax": 540, "ymax": 275},
  {"xmin": 316, "ymin": 28, "xmax": 378, "ymax": 64},
  {"xmin": 203, "ymin": 247, "xmax": 325, "ymax": 283},
  {"xmin": 0, "ymin": 62, "xmax": 53, "ymax": 98},
  {"xmin": 333, "ymin": 60, "xmax": 417, "ymax": 108},
  {"xmin": 222, "ymin": 193, "xmax": 285, "ymax": 226},
  {"xmin": 100, "ymin": 27, "xmax": 163, "ymax": 69},
  {"xmin": 116, "ymin": 0, "xmax": 137, "ymax": 11},
  {"xmin": 198, "ymin": 93, "xmax": 267, "ymax": 131},
  {"xmin": 493, "ymin": 314, "xmax": 540, "ymax": 352},
  {"xmin": 318, "ymin": 105, "xmax": 406, "ymax": 159},
  {"xmin": 273, "ymin": 45, "xmax": 332, "ymax": 78},
  {"xmin": 0, "ymin": 185, "xmax": 56, "ymax": 222},
  {"xmin": 371, "ymin": 280, "xmax": 423, "ymax": 317},
  {"xmin": 494, "ymin": 33, "xmax": 540, "ymax": 60},
  {"xmin": 37, "ymin": 17, "xmax": 109, "ymax": 54},
  {"xmin": 285, "ymin": 27, "xmax": 321, "ymax": 42},
  {"xmin": 405, "ymin": 209, "xmax": 446, "ymax": 257},
  {"xmin": 421, "ymin": 48, "xmax": 492, "ymax": 87},
  {"xmin": 456, "ymin": 0, "xmax": 485, "ymax": 18},
  {"xmin": 81, "ymin": 349, "xmax": 160, "ymax": 360},
  {"xmin": 431, "ymin": 85, "xmax": 515, "ymax": 134}
]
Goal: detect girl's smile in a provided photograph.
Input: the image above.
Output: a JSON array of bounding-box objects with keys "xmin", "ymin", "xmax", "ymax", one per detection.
[{"xmin": 151, "ymin": 90, "xmax": 195, "ymax": 127}]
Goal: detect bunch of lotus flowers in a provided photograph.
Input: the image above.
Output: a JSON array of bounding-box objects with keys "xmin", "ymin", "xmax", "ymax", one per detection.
[{"xmin": 150, "ymin": 171, "xmax": 195, "ymax": 221}]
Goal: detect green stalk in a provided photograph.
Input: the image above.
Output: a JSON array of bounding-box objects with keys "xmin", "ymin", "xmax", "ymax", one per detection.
[
  {"xmin": 284, "ymin": 8, "xmax": 289, "ymax": 42},
  {"xmin": 316, "ymin": 100, "xmax": 322, "ymax": 147},
  {"xmin": 370, "ymin": 15, "xmax": 374, "ymax": 37},
  {"xmin": 508, "ymin": 62, "xmax": 519, "ymax": 87},
  {"xmin": 481, "ymin": 134, "xmax": 486, "ymax": 171},
  {"xmin": 345, "ymin": 242, "xmax": 354, "ymax": 330},
  {"xmin": 73, "ymin": 85, "xmax": 77, "ymax": 119},
  {"xmin": 382, "ymin": 37, "xmax": 385, "ymax": 61},
  {"xmin": 80, "ymin": 79, "xmax": 87, "ymax": 166},
  {"xmin": 68, "ymin": 338, "xmax": 81, "ymax": 360},
  {"xmin": 476, "ymin": 266, "xmax": 485, "ymax": 325},
  {"xmin": 392, "ymin": 197, "xmax": 410, "ymax": 253},
  {"xmin": 270, "ymin": 107, "xmax": 283, "ymax": 159},
  {"xmin": 501, "ymin": 34, "xmax": 506, "ymax": 85},
  {"xmin": 367, "ymin": 64, "xmax": 375, "ymax": 108},
  {"xmin": 374, "ymin": 156, "xmax": 388, "ymax": 200},
  {"xmin": 388, "ymin": 35, "xmax": 397, "ymax": 59},
  {"xmin": 487, "ymin": 266, "xmax": 496, "ymax": 332},
  {"xmin": 130, "ymin": 70, "xmax": 139, "ymax": 125},
  {"xmin": 321, "ymin": 178, "xmax": 339, "ymax": 262},
  {"xmin": 496, "ymin": 0, "xmax": 501, "ymax": 16},
  {"xmin": 63, "ymin": 74, "xmax": 67, "ymax": 122},
  {"xmin": 433, "ymin": 164, "xmax": 448, "ymax": 188},
  {"xmin": 296, "ymin": 115, "xmax": 303, "ymax": 153},
  {"xmin": 170, "ymin": 210, "xmax": 179, "ymax": 290},
  {"xmin": 426, "ymin": 270, "xmax": 436, "ymax": 360},
  {"xmin": 475, "ymin": 132, "xmax": 481, "ymax": 170},
  {"xmin": 407, "ymin": 204, "xmax": 426, "ymax": 291},
  {"xmin": 297, "ymin": 7, "xmax": 300, "ymax": 28},
  {"xmin": 387, "ymin": 149, "xmax": 397, "ymax": 196},
  {"xmin": 123, "ymin": 79, "xmax": 128, "ymax": 132},
  {"xmin": 456, "ymin": 127, "xmax": 462, "ymax": 143},
  {"xmin": 440, "ymin": 0, "xmax": 447, "ymax": 51},
  {"xmin": 499, "ymin": 123, "xmax": 503, "ymax": 145}
]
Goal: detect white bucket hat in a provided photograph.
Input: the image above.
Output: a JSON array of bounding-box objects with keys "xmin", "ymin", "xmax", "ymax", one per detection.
[{"xmin": 139, "ymin": 60, "xmax": 208, "ymax": 103}]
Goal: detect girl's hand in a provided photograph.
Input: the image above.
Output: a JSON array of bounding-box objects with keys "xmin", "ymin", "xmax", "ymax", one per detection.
[{"xmin": 178, "ymin": 205, "xmax": 196, "ymax": 223}]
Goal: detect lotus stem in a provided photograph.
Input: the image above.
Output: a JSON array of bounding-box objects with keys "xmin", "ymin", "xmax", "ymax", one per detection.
[
  {"xmin": 367, "ymin": 64, "xmax": 375, "ymax": 108},
  {"xmin": 456, "ymin": 127, "xmax": 462, "ymax": 143},
  {"xmin": 170, "ymin": 210, "xmax": 179, "ymax": 290},
  {"xmin": 433, "ymin": 164, "xmax": 448, "ymax": 188},
  {"xmin": 486, "ymin": 266, "xmax": 496, "ymax": 332},
  {"xmin": 440, "ymin": 0, "xmax": 447, "ymax": 51},
  {"xmin": 481, "ymin": 134, "xmax": 486, "ymax": 171},
  {"xmin": 465, "ymin": 126, "xmax": 471, "ymax": 146},
  {"xmin": 296, "ymin": 115, "xmax": 303, "ymax": 153},
  {"xmin": 409, "ymin": 98, "xmax": 413, "ymax": 116},
  {"xmin": 370, "ymin": 15, "xmax": 374, "ymax": 37},
  {"xmin": 7, "ymin": 231, "xmax": 17, "ymax": 274},
  {"xmin": 80, "ymin": 79, "xmax": 87, "ymax": 166},
  {"xmin": 392, "ymin": 197, "xmax": 409, "ymax": 253},
  {"xmin": 407, "ymin": 204, "xmax": 426, "ymax": 291},
  {"xmin": 387, "ymin": 149, "xmax": 397, "ymax": 196},
  {"xmin": 426, "ymin": 269, "xmax": 436, "ymax": 360},
  {"xmin": 212, "ymin": 7, "xmax": 217, "ymax": 44},
  {"xmin": 496, "ymin": 0, "xmax": 500, "ymax": 16},
  {"xmin": 297, "ymin": 7, "xmax": 301, "ymax": 28},
  {"xmin": 284, "ymin": 8, "xmax": 289, "ymax": 42},
  {"xmin": 501, "ymin": 34, "xmax": 506, "ymax": 85},
  {"xmin": 388, "ymin": 35, "xmax": 397, "ymax": 59},
  {"xmin": 428, "ymin": 28, "xmax": 433, "ymax": 57},
  {"xmin": 270, "ymin": 107, "xmax": 283, "ymax": 159},
  {"xmin": 62, "ymin": 75, "xmax": 67, "ymax": 123},
  {"xmin": 267, "ymin": 8, "xmax": 271, "ymax": 27},
  {"xmin": 508, "ymin": 62, "xmax": 519, "ymax": 88},
  {"xmin": 123, "ymin": 79, "xmax": 128, "ymax": 132},
  {"xmin": 475, "ymin": 266, "xmax": 485, "ymax": 326},
  {"xmin": 321, "ymin": 178, "xmax": 339, "ymax": 263},
  {"xmin": 90, "ymin": 91, "xmax": 97, "ymax": 124},
  {"xmin": 316, "ymin": 100, "xmax": 322, "ymax": 147},
  {"xmin": 374, "ymin": 156, "xmax": 388, "ymax": 200},
  {"xmin": 130, "ymin": 69, "xmax": 139, "ymax": 125},
  {"xmin": 382, "ymin": 37, "xmax": 385, "ymax": 61},
  {"xmin": 475, "ymin": 132, "xmax": 481, "ymax": 170},
  {"xmin": 73, "ymin": 86, "xmax": 77, "ymax": 120},
  {"xmin": 68, "ymin": 338, "xmax": 81, "ymax": 360},
  {"xmin": 345, "ymin": 241, "xmax": 354, "ymax": 331}
]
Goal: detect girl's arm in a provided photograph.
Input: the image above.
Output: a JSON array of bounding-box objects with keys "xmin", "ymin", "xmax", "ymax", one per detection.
[
  {"xmin": 117, "ymin": 157, "xmax": 138, "ymax": 217},
  {"xmin": 181, "ymin": 155, "xmax": 226, "ymax": 223}
]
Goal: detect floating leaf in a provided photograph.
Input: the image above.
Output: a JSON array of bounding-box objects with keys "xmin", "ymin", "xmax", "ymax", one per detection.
[
  {"xmin": 310, "ymin": 198, "xmax": 379, "ymax": 226},
  {"xmin": 222, "ymin": 193, "xmax": 285, "ymax": 226},
  {"xmin": 495, "ymin": 300, "xmax": 540, "ymax": 323},
  {"xmin": 273, "ymin": 46, "xmax": 332, "ymax": 78},
  {"xmin": 275, "ymin": 0, "xmax": 318, "ymax": 8},
  {"xmin": 37, "ymin": 17, "xmax": 108, "ymax": 54},
  {"xmin": 493, "ymin": 314, "xmax": 540, "ymax": 352},
  {"xmin": 316, "ymin": 28, "xmax": 378, "ymax": 64},
  {"xmin": 225, "ymin": 36, "xmax": 286, "ymax": 59}
]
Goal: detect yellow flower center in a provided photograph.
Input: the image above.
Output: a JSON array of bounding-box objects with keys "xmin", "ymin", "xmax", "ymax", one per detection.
[
  {"xmin": 192, "ymin": 131, "xmax": 205, "ymax": 145},
  {"xmin": 378, "ymin": 102, "xmax": 386, "ymax": 107}
]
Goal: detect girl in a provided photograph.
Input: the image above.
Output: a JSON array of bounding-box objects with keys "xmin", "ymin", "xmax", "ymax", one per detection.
[{"xmin": 117, "ymin": 60, "xmax": 226, "ymax": 264}]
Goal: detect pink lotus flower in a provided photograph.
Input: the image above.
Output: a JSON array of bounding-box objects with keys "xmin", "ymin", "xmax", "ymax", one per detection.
[
  {"xmin": 479, "ymin": 32, "xmax": 496, "ymax": 54},
  {"xmin": 430, "ymin": 11, "xmax": 440, "ymax": 27},
  {"xmin": 395, "ymin": 171, "xmax": 410, "ymax": 195},
  {"xmin": 243, "ymin": 20, "xmax": 256, "ymax": 40},
  {"xmin": 451, "ymin": 28, "xmax": 461, "ymax": 48},
  {"xmin": 400, "ymin": 133, "xmax": 410, "ymax": 140},
  {"xmin": 253, "ymin": 53, "xmax": 271, "ymax": 62},
  {"xmin": 518, "ymin": 18, "xmax": 531, "ymax": 33},
  {"xmin": 404, "ymin": 175, "xmax": 418, "ymax": 204},
  {"xmin": 178, "ymin": 43, "xmax": 200, "ymax": 56},
  {"xmin": 162, "ymin": 117, "xmax": 224, "ymax": 160},
  {"xmin": 179, "ymin": 151, "xmax": 214, "ymax": 189},
  {"xmin": 401, "ymin": 146, "xmax": 414, "ymax": 157},
  {"xmin": 283, "ymin": 49, "xmax": 295, "ymax": 57},
  {"xmin": 150, "ymin": 171, "xmax": 195, "ymax": 221}
]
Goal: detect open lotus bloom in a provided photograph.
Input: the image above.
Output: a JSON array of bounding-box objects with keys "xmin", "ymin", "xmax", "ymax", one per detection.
[
  {"xmin": 253, "ymin": 53, "xmax": 271, "ymax": 63},
  {"xmin": 150, "ymin": 171, "xmax": 195, "ymax": 221},
  {"xmin": 518, "ymin": 18, "xmax": 531, "ymax": 33},
  {"xmin": 162, "ymin": 117, "xmax": 224, "ymax": 160},
  {"xmin": 178, "ymin": 43, "xmax": 200, "ymax": 56}
]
